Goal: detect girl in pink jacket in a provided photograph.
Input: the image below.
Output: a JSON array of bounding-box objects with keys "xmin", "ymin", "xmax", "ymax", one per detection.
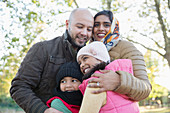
[{"xmin": 77, "ymin": 41, "xmax": 140, "ymax": 113}]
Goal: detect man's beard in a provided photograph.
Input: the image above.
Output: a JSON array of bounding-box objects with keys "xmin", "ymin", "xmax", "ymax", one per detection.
[
  {"xmin": 67, "ymin": 30, "xmax": 86, "ymax": 48},
  {"xmin": 71, "ymin": 37, "xmax": 86, "ymax": 48}
]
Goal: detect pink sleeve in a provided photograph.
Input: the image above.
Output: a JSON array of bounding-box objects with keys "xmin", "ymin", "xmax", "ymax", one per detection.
[
  {"xmin": 105, "ymin": 59, "xmax": 134, "ymax": 100},
  {"xmin": 79, "ymin": 77, "xmax": 97, "ymax": 95},
  {"xmin": 105, "ymin": 59, "xmax": 133, "ymax": 75},
  {"xmin": 79, "ymin": 59, "xmax": 133, "ymax": 95}
]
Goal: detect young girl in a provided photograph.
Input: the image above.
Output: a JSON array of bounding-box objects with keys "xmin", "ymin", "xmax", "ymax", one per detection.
[
  {"xmin": 77, "ymin": 41, "xmax": 140, "ymax": 113},
  {"xmin": 46, "ymin": 61, "xmax": 83, "ymax": 113}
]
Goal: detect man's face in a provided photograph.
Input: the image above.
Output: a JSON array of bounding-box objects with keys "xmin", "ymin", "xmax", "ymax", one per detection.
[{"xmin": 66, "ymin": 10, "xmax": 94, "ymax": 48}]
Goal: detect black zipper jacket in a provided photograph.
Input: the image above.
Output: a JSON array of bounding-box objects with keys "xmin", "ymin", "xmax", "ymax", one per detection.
[{"xmin": 10, "ymin": 31, "xmax": 76, "ymax": 113}]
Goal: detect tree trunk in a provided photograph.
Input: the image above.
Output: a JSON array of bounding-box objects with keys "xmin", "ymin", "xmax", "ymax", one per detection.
[{"xmin": 165, "ymin": 50, "xmax": 170, "ymax": 68}]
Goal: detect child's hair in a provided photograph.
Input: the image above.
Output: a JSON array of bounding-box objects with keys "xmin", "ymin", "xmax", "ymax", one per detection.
[
  {"xmin": 77, "ymin": 41, "xmax": 110, "ymax": 63},
  {"xmin": 56, "ymin": 61, "xmax": 84, "ymax": 90},
  {"xmin": 77, "ymin": 41, "xmax": 110, "ymax": 79},
  {"xmin": 53, "ymin": 61, "xmax": 83, "ymax": 106},
  {"xmin": 82, "ymin": 61, "xmax": 109, "ymax": 80}
]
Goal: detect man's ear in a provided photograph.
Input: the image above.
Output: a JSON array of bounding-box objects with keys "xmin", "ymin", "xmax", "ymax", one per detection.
[{"xmin": 66, "ymin": 20, "xmax": 69, "ymax": 30}]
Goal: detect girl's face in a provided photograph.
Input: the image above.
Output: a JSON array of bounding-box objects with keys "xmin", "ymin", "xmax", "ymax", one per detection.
[
  {"xmin": 93, "ymin": 15, "xmax": 111, "ymax": 41},
  {"xmin": 78, "ymin": 55, "xmax": 102, "ymax": 75},
  {"xmin": 60, "ymin": 77, "xmax": 81, "ymax": 92}
]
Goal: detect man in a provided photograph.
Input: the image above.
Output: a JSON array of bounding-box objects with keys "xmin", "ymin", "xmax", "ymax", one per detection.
[{"xmin": 10, "ymin": 8, "xmax": 94, "ymax": 113}]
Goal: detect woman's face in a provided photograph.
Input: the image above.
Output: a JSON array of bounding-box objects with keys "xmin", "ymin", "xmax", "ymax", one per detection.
[
  {"xmin": 93, "ymin": 15, "xmax": 111, "ymax": 41},
  {"xmin": 78, "ymin": 55, "xmax": 102, "ymax": 75}
]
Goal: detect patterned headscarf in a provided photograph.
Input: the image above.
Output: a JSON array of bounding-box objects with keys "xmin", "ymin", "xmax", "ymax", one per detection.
[{"xmin": 101, "ymin": 16, "xmax": 121, "ymax": 51}]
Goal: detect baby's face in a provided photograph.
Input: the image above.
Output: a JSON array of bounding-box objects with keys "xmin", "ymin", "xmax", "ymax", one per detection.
[
  {"xmin": 60, "ymin": 77, "xmax": 81, "ymax": 92},
  {"xmin": 78, "ymin": 55, "xmax": 102, "ymax": 75}
]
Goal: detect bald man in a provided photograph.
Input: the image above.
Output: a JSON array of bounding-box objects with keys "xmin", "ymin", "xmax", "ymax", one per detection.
[{"xmin": 10, "ymin": 8, "xmax": 94, "ymax": 113}]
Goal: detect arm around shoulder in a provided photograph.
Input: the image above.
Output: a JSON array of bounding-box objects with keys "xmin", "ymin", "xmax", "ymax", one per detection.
[
  {"xmin": 115, "ymin": 71, "xmax": 151, "ymax": 101},
  {"xmin": 109, "ymin": 40, "xmax": 152, "ymax": 101}
]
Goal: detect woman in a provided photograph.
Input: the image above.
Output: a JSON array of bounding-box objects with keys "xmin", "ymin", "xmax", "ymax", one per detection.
[{"xmin": 87, "ymin": 10, "xmax": 152, "ymax": 101}]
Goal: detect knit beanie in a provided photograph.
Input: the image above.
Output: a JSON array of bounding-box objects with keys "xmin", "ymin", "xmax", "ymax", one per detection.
[
  {"xmin": 56, "ymin": 61, "xmax": 83, "ymax": 90},
  {"xmin": 77, "ymin": 41, "xmax": 110, "ymax": 63}
]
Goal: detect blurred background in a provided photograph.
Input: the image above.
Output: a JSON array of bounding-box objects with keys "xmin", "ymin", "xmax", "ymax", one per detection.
[{"xmin": 0, "ymin": 0, "xmax": 170, "ymax": 112}]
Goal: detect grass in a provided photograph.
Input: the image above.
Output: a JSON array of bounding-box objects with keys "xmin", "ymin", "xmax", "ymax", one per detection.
[
  {"xmin": 0, "ymin": 106, "xmax": 24, "ymax": 113},
  {"xmin": 0, "ymin": 106, "xmax": 170, "ymax": 113},
  {"xmin": 140, "ymin": 106, "xmax": 170, "ymax": 113}
]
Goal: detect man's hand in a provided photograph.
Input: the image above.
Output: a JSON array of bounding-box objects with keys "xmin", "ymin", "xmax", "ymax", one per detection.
[
  {"xmin": 88, "ymin": 70, "xmax": 120, "ymax": 94},
  {"xmin": 44, "ymin": 108, "xmax": 63, "ymax": 113}
]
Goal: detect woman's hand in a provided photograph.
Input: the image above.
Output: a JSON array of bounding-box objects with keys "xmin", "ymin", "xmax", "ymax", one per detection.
[{"xmin": 88, "ymin": 70, "xmax": 120, "ymax": 94}]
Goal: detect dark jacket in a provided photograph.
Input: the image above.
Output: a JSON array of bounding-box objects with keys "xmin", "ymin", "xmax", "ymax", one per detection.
[{"xmin": 10, "ymin": 31, "xmax": 76, "ymax": 113}]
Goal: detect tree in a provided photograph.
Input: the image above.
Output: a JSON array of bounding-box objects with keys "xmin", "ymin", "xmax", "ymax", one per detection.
[
  {"xmin": 0, "ymin": 0, "xmax": 75, "ymax": 97},
  {"xmin": 0, "ymin": 0, "xmax": 169, "ymax": 105},
  {"xmin": 139, "ymin": 50, "xmax": 169, "ymax": 106},
  {"xmin": 125, "ymin": 0, "xmax": 170, "ymax": 67},
  {"xmin": 144, "ymin": 50, "xmax": 168, "ymax": 99},
  {"xmin": 87, "ymin": 0, "xmax": 170, "ymax": 68}
]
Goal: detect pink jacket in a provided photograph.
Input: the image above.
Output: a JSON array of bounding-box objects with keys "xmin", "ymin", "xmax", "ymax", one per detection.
[{"xmin": 79, "ymin": 59, "xmax": 140, "ymax": 113}]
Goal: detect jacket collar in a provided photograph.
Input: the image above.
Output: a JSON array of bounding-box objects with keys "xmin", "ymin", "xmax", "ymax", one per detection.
[
  {"xmin": 64, "ymin": 30, "xmax": 69, "ymax": 40},
  {"xmin": 63, "ymin": 30, "xmax": 77, "ymax": 61},
  {"xmin": 64, "ymin": 30, "xmax": 82, "ymax": 50}
]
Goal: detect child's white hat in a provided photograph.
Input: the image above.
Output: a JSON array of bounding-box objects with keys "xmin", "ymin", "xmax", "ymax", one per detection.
[{"xmin": 77, "ymin": 41, "xmax": 110, "ymax": 63}]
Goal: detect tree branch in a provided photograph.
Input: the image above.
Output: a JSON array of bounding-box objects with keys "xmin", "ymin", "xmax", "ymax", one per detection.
[
  {"xmin": 107, "ymin": 0, "xmax": 111, "ymax": 10},
  {"xmin": 73, "ymin": 0, "xmax": 79, "ymax": 8},
  {"xmin": 154, "ymin": 0, "xmax": 168, "ymax": 48},
  {"xmin": 133, "ymin": 29, "xmax": 164, "ymax": 50},
  {"xmin": 127, "ymin": 38, "xmax": 165, "ymax": 57},
  {"xmin": 2, "ymin": 0, "xmax": 7, "ymax": 2},
  {"xmin": 87, "ymin": 7, "xmax": 100, "ymax": 12}
]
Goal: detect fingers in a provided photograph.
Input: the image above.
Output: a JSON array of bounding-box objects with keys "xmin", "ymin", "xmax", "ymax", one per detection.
[
  {"xmin": 87, "ymin": 82, "xmax": 106, "ymax": 93},
  {"xmin": 91, "ymin": 70, "xmax": 111, "ymax": 77},
  {"xmin": 98, "ymin": 69, "xmax": 110, "ymax": 73},
  {"xmin": 91, "ymin": 73, "xmax": 102, "ymax": 77},
  {"xmin": 91, "ymin": 88, "xmax": 106, "ymax": 94},
  {"xmin": 88, "ymin": 78, "xmax": 100, "ymax": 84},
  {"xmin": 88, "ymin": 82, "xmax": 102, "ymax": 88}
]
